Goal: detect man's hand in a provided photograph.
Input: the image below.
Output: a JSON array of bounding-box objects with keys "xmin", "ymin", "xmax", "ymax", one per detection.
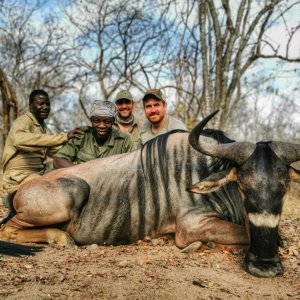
[
  {"xmin": 53, "ymin": 157, "xmax": 74, "ymax": 169},
  {"xmin": 67, "ymin": 128, "xmax": 85, "ymax": 140}
]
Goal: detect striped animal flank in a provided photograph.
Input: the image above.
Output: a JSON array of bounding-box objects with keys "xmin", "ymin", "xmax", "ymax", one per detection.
[
  {"xmin": 103, "ymin": 182, "xmax": 132, "ymax": 244},
  {"xmin": 141, "ymin": 130, "xmax": 189, "ymax": 231},
  {"xmin": 136, "ymin": 166, "xmax": 147, "ymax": 239}
]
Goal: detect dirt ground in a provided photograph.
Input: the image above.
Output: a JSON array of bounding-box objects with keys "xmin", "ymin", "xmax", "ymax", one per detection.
[{"xmin": 0, "ymin": 182, "xmax": 299, "ymax": 300}]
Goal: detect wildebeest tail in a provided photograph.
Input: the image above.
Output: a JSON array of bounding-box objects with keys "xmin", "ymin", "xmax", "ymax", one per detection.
[
  {"xmin": 0, "ymin": 191, "xmax": 17, "ymax": 226},
  {"xmin": 0, "ymin": 240, "xmax": 43, "ymax": 257}
]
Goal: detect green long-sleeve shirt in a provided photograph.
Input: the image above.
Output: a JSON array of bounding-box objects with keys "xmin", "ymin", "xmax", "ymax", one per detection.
[{"xmin": 54, "ymin": 127, "xmax": 136, "ymax": 165}]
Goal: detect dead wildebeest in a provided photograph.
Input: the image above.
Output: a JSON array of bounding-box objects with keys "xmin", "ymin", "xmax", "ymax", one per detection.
[{"xmin": 0, "ymin": 111, "xmax": 299, "ymax": 277}]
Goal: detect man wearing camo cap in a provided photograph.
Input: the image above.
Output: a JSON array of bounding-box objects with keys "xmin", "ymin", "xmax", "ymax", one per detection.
[
  {"xmin": 53, "ymin": 100, "xmax": 136, "ymax": 168},
  {"xmin": 140, "ymin": 89, "xmax": 187, "ymax": 144},
  {"xmin": 114, "ymin": 90, "xmax": 142, "ymax": 148}
]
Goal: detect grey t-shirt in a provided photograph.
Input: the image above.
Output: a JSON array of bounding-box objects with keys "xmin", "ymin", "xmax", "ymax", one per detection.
[{"xmin": 140, "ymin": 115, "xmax": 187, "ymax": 144}]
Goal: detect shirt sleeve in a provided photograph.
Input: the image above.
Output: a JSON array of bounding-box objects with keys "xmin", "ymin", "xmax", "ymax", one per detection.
[
  {"xmin": 54, "ymin": 135, "xmax": 84, "ymax": 162},
  {"xmin": 170, "ymin": 119, "xmax": 188, "ymax": 131},
  {"xmin": 123, "ymin": 134, "xmax": 137, "ymax": 153},
  {"xmin": 11, "ymin": 117, "xmax": 68, "ymax": 152},
  {"xmin": 46, "ymin": 145, "xmax": 65, "ymax": 158}
]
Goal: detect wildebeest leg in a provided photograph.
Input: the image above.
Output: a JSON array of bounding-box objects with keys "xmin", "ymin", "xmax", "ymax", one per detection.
[
  {"xmin": 175, "ymin": 210, "xmax": 248, "ymax": 249},
  {"xmin": 0, "ymin": 216, "xmax": 75, "ymax": 246},
  {"xmin": 0, "ymin": 176, "xmax": 90, "ymax": 246}
]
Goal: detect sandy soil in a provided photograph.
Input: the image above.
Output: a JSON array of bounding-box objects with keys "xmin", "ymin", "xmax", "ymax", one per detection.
[{"xmin": 0, "ymin": 182, "xmax": 299, "ymax": 300}]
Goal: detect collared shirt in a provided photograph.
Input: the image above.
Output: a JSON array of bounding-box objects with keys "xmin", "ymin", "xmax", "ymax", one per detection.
[
  {"xmin": 55, "ymin": 127, "xmax": 136, "ymax": 164},
  {"xmin": 114, "ymin": 115, "xmax": 142, "ymax": 148},
  {"xmin": 140, "ymin": 115, "xmax": 188, "ymax": 145},
  {"xmin": 2, "ymin": 112, "xmax": 68, "ymax": 192}
]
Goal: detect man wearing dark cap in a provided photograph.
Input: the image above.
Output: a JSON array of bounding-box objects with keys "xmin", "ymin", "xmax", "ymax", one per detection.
[
  {"xmin": 140, "ymin": 89, "xmax": 187, "ymax": 144},
  {"xmin": 53, "ymin": 100, "xmax": 136, "ymax": 168},
  {"xmin": 114, "ymin": 90, "xmax": 141, "ymax": 148}
]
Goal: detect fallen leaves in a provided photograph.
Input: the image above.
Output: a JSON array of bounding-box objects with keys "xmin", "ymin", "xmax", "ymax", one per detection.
[
  {"xmin": 192, "ymin": 279, "xmax": 214, "ymax": 288},
  {"xmin": 288, "ymin": 245, "xmax": 299, "ymax": 257},
  {"xmin": 24, "ymin": 264, "xmax": 33, "ymax": 269},
  {"xmin": 279, "ymin": 238, "xmax": 300, "ymax": 260}
]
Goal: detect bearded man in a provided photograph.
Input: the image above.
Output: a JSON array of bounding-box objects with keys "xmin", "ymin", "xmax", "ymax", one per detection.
[{"xmin": 140, "ymin": 89, "xmax": 187, "ymax": 144}]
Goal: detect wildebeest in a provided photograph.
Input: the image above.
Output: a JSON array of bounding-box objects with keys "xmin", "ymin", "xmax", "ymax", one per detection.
[{"xmin": 0, "ymin": 111, "xmax": 299, "ymax": 277}]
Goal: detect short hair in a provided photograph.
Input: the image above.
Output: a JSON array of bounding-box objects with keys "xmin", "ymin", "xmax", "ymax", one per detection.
[{"xmin": 29, "ymin": 89, "xmax": 49, "ymax": 104}]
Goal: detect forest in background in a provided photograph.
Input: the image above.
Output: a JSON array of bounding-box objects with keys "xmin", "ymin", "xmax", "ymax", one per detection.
[{"xmin": 1, "ymin": 0, "xmax": 300, "ymax": 161}]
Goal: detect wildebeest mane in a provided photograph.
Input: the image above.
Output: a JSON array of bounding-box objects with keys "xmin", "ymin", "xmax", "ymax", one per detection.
[
  {"xmin": 140, "ymin": 130, "xmax": 188, "ymax": 230},
  {"xmin": 198, "ymin": 129, "xmax": 245, "ymax": 225},
  {"xmin": 200, "ymin": 128, "xmax": 235, "ymax": 173},
  {"xmin": 141, "ymin": 128, "xmax": 235, "ymax": 177},
  {"xmin": 140, "ymin": 128, "xmax": 245, "ymax": 226},
  {"xmin": 141, "ymin": 129, "xmax": 188, "ymax": 178},
  {"xmin": 206, "ymin": 182, "xmax": 245, "ymax": 225}
]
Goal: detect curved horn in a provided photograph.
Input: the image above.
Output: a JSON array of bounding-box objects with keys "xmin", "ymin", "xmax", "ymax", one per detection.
[
  {"xmin": 270, "ymin": 142, "xmax": 300, "ymax": 165},
  {"xmin": 188, "ymin": 111, "xmax": 256, "ymax": 165}
]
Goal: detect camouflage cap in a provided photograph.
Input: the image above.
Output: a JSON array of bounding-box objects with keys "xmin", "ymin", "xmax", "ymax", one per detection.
[
  {"xmin": 142, "ymin": 89, "xmax": 165, "ymax": 103},
  {"xmin": 89, "ymin": 100, "xmax": 117, "ymax": 119},
  {"xmin": 115, "ymin": 90, "xmax": 133, "ymax": 103}
]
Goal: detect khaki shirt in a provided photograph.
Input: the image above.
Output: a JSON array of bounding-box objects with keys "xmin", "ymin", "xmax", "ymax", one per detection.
[
  {"xmin": 2, "ymin": 112, "xmax": 68, "ymax": 192},
  {"xmin": 114, "ymin": 116, "xmax": 142, "ymax": 148},
  {"xmin": 140, "ymin": 115, "xmax": 187, "ymax": 145},
  {"xmin": 55, "ymin": 127, "xmax": 136, "ymax": 165}
]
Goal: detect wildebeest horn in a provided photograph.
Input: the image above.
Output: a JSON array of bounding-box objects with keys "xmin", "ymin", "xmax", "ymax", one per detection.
[
  {"xmin": 188, "ymin": 110, "xmax": 256, "ymax": 165},
  {"xmin": 269, "ymin": 142, "xmax": 300, "ymax": 165}
]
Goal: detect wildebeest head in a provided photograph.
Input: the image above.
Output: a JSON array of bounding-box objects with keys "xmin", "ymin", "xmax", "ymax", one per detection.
[{"xmin": 188, "ymin": 111, "xmax": 300, "ymax": 278}]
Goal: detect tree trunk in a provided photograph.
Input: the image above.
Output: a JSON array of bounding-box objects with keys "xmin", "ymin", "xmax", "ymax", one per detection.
[{"xmin": 0, "ymin": 68, "xmax": 19, "ymax": 146}]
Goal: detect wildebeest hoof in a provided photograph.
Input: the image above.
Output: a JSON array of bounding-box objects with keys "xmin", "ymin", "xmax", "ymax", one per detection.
[
  {"xmin": 180, "ymin": 241, "xmax": 203, "ymax": 253},
  {"xmin": 64, "ymin": 241, "xmax": 77, "ymax": 248},
  {"xmin": 57, "ymin": 238, "xmax": 77, "ymax": 248},
  {"xmin": 206, "ymin": 241, "xmax": 216, "ymax": 249},
  {"xmin": 48, "ymin": 238, "xmax": 77, "ymax": 248},
  {"xmin": 243, "ymin": 252, "xmax": 284, "ymax": 278},
  {"xmin": 49, "ymin": 240, "xmax": 56, "ymax": 248}
]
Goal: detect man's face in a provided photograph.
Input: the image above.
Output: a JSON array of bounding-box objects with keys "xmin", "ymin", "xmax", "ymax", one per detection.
[
  {"xmin": 116, "ymin": 99, "xmax": 134, "ymax": 119},
  {"xmin": 143, "ymin": 98, "xmax": 167, "ymax": 124},
  {"xmin": 29, "ymin": 95, "xmax": 51, "ymax": 121},
  {"xmin": 91, "ymin": 116, "xmax": 114, "ymax": 140}
]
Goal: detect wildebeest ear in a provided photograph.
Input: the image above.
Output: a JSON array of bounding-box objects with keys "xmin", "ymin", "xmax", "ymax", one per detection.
[
  {"xmin": 189, "ymin": 167, "xmax": 237, "ymax": 194},
  {"xmin": 289, "ymin": 167, "xmax": 300, "ymax": 183}
]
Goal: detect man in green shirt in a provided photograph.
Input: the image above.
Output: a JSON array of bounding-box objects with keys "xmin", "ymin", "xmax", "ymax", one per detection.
[
  {"xmin": 113, "ymin": 90, "xmax": 142, "ymax": 148},
  {"xmin": 2, "ymin": 89, "xmax": 83, "ymax": 194},
  {"xmin": 53, "ymin": 100, "xmax": 136, "ymax": 168},
  {"xmin": 140, "ymin": 89, "xmax": 187, "ymax": 144}
]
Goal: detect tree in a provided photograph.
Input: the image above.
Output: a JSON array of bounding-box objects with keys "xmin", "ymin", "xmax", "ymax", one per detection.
[
  {"xmin": 229, "ymin": 69, "xmax": 300, "ymax": 142},
  {"xmin": 0, "ymin": 0, "xmax": 79, "ymax": 139},
  {"xmin": 169, "ymin": 0, "xmax": 300, "ymax": 129},
  {"xmin": 1, "ymin": 0, "xmax": 299, "ymax": 155},
  {"xmin": 59, "ymin": 0, "xmax": 172, "ymax": 112},
  {"xmin": 0, "ymin": 67, "xmax": 18, "ymax": 142}
]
